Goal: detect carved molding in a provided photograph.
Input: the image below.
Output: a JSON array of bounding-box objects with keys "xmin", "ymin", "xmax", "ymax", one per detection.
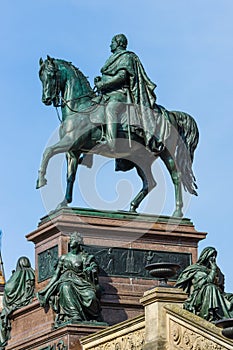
[
  {"xmin": 39, "ymin": 339, "xmax": 67, "ymax": 350},
  {"xmin": 169, "ymin": 319, "xmax": 229, "ymax": 350},
  {"xmin": 89, "ymin": 329, "xmax": 145, "ymax": 350}
]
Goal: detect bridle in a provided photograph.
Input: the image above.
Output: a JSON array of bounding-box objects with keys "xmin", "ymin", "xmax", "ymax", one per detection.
[
  {"xmin": 50, "ymin": 61, "xmax": 96, "ymax": 119},
  {"xmin": 51, "ymin": 63, "xmax": 62, "ymax": 108}
]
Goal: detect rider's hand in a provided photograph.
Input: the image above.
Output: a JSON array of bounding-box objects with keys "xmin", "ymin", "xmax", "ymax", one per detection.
[
  {"xmin": 95, "ymin": 80, "xmax": 104, "ymax": 92},
  {"xmin": 94, "ymin": 76, "xmax": 101, "ymax": 84}
]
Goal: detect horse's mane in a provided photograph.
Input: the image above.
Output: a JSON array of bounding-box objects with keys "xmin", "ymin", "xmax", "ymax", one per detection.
[{"xmin": 55, "ymin": 59, "xmax": 94, "ymax": 96}]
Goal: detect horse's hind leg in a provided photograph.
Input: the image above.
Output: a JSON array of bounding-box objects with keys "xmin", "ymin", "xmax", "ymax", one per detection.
[
  {"xmin": 160, "ymin": 150, "xmax": 183, "ymax": 217},
  {"xmin": 130, "ymin": 162, "xmax": 157, "ymax": 212}
]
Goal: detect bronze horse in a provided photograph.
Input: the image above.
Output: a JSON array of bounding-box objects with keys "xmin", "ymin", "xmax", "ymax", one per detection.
[{"xmin": 37, "ymin": 56, "xmax": 199, "ymax": 217}]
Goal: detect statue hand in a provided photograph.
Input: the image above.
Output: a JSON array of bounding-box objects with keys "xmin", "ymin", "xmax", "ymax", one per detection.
[
  {"xmin": 37, "ymin": 292, "xmax": 47, "ymax": 308},
  {"xmin": 210, "ymin": 256, "xmax": 216, "ymax": 263},
  {"xmin": 84, "ymin": 266, "xmax": 93, "ymax": 272},
  {"xmin": 40, "ymin": 300, "xmax": 46, "ymax": 308},
  {"xmin": 209, "ymin": 257, "xmax": 217, "ymax": 270},
  {"xmin": 95, "ymin": 80, "xmax": 103, "ymax": 91},
  {"xmin": 94, "ymin": 76, "xmax": 101, "ymax": 84}
]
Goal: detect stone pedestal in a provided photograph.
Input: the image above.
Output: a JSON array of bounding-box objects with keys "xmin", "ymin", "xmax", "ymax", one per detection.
[
  {"xmin": 140, "ymin": 287, "xmax": 188, "ymax": 350},
  {"xmin": 6, "ymin": 298, "xmax": 106, "ymax": 349},
  {"xmin": 80, "ymin": 286, "xmax": 233, "ymax": 350},
  {"xmin": 26, "ymin": 207, "xmax": 206, "ymax": 326},
  {"xmin": 4, "ymin": 207, "xmax": 207, "ymax": 349}
]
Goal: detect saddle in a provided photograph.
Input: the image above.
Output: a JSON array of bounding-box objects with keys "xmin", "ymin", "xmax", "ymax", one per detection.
[
  {"xmin": 88, "ymin": 101, "xmax": 141, "ymax": 126},
  {"xmin": 88, "ymin": 101, "xmax": 173, "ymax": 154}
]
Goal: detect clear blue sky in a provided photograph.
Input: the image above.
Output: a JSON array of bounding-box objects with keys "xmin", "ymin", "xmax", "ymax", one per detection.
[{"xmin": 1, "ymin": 1, "xmax": 233, "ymax": 290}]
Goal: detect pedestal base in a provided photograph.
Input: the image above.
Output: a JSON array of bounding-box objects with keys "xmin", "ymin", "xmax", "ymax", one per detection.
[
  {"xmin": 26, "ymin": 208, "xmax": 206, "ymax": 326},
  {"xmin": 6, "ymin": 299, "xmax": 106, "ymax": 350}
]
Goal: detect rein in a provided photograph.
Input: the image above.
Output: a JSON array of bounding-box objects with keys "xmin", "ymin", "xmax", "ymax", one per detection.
[
  {"xmin": 54, "ymin": 95, "xmax": 95, "ymax": 123},
  {"xmin": 55, "ymin": 94, "xmax": 101, "ymax": 121},
  {"xmin": 52, "ymin": 61, "xmax": 97, "ymax": 116},
  {"xmin": 60, "ymin": 95, "xmax": 96, "ymax": 114},
  {"xmin": 55, "ymin": 107, "xmax": 62, "ymax": 123}
]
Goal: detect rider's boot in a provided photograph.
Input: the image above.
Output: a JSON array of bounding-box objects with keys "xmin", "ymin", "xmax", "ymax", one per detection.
[
  {"xmin": 97, "ymin": 123, "xmax": 117, "ymax": 152},
  {"xmin": 106, "ymin": 122, "xmax": 117, "ymax": 152}
]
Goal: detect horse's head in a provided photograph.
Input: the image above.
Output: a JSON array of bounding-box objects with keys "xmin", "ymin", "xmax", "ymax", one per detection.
[{"xmin": 39, "ymin": 55, "xmax": 60, "ymax": 107}]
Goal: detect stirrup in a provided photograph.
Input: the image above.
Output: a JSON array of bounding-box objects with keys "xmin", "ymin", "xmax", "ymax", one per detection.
[{"xmin": 97, "ymin": 136, "xmax": 107, "ymax": 144}]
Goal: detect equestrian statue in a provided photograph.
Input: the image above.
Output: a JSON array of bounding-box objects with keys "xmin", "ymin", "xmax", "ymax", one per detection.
[{"xmin": 36, "ymin": 34, "xmax": 199, "ymax": 217}]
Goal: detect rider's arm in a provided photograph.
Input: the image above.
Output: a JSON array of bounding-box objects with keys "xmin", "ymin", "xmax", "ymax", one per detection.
[{"xmin": 95, "ymin": 69, "xmax": 128, "ymax": 92}]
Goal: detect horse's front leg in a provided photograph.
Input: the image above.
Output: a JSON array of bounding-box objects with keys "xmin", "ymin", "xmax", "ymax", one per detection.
[
  {"xmin": 36, "ymin": 135, "xmax": 73, "ymax": 189},
  {"xmin": 36, "ymin": 146, "xmax": 53, "ymax": 188},
  {"xmin": 66, "ymin": 152, "xmax": 80, "ymax": 203},
  {"xmin": 56, "ymin": 151, "xmax": 80, "ymax": 210}
]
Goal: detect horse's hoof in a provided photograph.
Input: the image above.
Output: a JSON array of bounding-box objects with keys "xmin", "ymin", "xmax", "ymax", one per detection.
[
  {"xmin": 36, "ymin": 177, "xmax": 47, "ymax": 189},
  {"xmin": 172, "ymin": 209, "xmax": 183, "ymax": 218},
  {"xmin": 56, "ymin": 200, "xmax": 68, "ymax": 210},
  {"xmin": 129, "ymin": 205, "xmax": 137, "ymax": 213}
]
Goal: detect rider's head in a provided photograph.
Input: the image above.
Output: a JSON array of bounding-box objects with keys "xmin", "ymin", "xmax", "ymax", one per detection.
[{"xmin": 111, "ymin": 34, "xmax": 128, "ymax": 52}]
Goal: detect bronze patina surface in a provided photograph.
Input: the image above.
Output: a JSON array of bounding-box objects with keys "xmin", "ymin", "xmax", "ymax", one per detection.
[
  {"xmin": 37, "ymin": 35, "xmax": 199, "ymax": 217},
  {"xmin": 176, "ymin": 247, "xmax": 233, "ymax": 322},
  {"xmin": 37, "ymin": 232, "xmax": 103, "ymax": 328},
  {"xmin": 0, "ymin": 257, "xmax": 35, "ymax": 349}
]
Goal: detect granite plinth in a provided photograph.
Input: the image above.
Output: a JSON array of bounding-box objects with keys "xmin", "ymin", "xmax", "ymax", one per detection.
[
  {"xmin": 25, "ymin": 208, "xmax": 206, "ymax": 326},
  {"xmin": 6, "ymin": 299, "xmax": 106, "ymax": 350}
]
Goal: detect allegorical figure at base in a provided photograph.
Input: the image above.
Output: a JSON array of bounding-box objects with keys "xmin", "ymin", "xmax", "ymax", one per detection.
[
  {"xmin": 0, "ymin": 257, "xmax": 35, "ymax": 350},
  {"xmin": 176, "ymin": 246, "xmax": 233, "ymax": 322},
  {"xmin": 37, "ymin": 232, "xmax": 103, "ymax": 327}
]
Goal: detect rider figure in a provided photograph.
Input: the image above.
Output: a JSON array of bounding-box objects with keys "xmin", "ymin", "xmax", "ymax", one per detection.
[{"xmin": 94, "ymin": 34, "xmax": 164, "ymax": 152}]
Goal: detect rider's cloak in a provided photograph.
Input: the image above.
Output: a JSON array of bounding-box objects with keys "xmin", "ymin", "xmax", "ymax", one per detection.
[{"xmin": 100, "ymin": 50, "xmax": 170, "ymax": 149}]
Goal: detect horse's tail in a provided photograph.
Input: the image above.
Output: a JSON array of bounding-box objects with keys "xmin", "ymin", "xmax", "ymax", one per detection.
[{"xmin": 171, "ymin": 111, "xmax": 199, "ymax": 195}]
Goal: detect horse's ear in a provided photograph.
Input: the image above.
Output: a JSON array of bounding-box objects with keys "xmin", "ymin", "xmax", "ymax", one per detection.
[
  {"xmin": 39, "ymin": 57, "xmax": 43, "ymax": 66},
  {"xmin": 47, "ymin": 55, "xmax": 53, "ymax": 62}
]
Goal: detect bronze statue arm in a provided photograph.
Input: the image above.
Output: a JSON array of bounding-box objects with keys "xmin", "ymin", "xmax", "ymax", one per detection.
[
  {"xmin": 206, "ymin": 259, "xmax": 217, "ymax": 283},
  {"xmin": 37, "ymin": 258, "xmax": 63, "ymax": 307},
  {"xmin": 95, "ymin": 69, "xmax": 128, "ymax": 92}
]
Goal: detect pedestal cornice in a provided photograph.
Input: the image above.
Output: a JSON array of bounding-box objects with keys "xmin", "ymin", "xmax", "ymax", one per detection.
[{"xmin": 26, "ymin": 207, "xmax": 207, "ymax": 246}]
